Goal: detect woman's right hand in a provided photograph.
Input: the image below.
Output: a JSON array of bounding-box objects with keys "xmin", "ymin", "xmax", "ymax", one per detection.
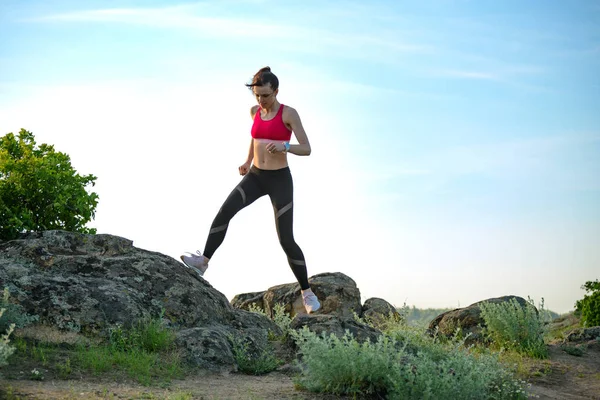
[{"xmin": 239, "ymin": 161, "xmax": 252, "ymax": 175}]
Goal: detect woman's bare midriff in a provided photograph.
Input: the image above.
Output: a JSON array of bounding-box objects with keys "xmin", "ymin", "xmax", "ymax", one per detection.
[{"xmin": 253, "ymin": 139, "xmax": 288, "ymax": 170}]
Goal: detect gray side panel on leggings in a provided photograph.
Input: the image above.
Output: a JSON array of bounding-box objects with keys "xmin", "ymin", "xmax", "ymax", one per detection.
[
  {"xmin": 236, "ymin": 186, "xmax": 247, "ymax": 204},
  {"xmin": 276, "ymin": 201, "xmax": 293, "ymax": 218},
  {"xmin": 210, "ymin": 224, "xmax": 228, "ymax": 234}
]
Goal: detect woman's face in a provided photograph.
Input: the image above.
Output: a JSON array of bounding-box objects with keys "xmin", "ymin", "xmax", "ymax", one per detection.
[{"xmin": 253, "ymin": 84, "xmax": 277, "ymax": 109}]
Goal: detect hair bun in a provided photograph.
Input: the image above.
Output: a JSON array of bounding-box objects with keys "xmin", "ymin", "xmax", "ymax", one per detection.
[{"xmin": 259, "ymin": 66, "xmax": 271, "ymax": 73}]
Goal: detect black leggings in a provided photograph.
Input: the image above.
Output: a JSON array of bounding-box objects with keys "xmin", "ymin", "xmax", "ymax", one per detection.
[{"xmin": 203, "ymin": 166, "xmax": 310, "ymax": 290}]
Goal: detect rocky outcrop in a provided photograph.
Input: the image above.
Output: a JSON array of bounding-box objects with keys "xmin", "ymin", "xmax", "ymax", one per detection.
[
  {"xmin": 231, "ymin": 272, "xmax": 362, "ymax": 319},
  {"xmin": 362, "ymin": 297, "xmax": 402, "ymax": 330},
  {"xmin": 0, "ymin": 230, "xmax": 280, "ymax": 371},
  {"xmin": 428, "ymin": 296, "xmax": 531, "ymax": 343},
  {"xmin": 564, "ymin": 327, "xmax": 600, "ymax": 344}
]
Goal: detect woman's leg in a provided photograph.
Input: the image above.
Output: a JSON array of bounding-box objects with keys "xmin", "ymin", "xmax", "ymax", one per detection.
[
  {"xmin": 203, "ymin": 170, "xmax": 264, "ymax": 259},
  {"xmin": 267, "ymin": 168, "xmax": 310, "ymax": 290}
]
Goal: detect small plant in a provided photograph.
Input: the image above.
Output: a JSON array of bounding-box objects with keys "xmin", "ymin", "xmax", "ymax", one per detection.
[
  {"xmin": 480, "ymin": 297, "xmax": 549, "ymax": 359},
  {"xmin": 562, "ymin": 345, "xmax": 584, "ymax": 357},
  {"xmin": 247, "ymin": 304, "xmax": 267, "ymax": 316},
  {"xmin": 29, "ymin": 368, "xmax": 44, "ymax": 381},
  {"xmin": 57, "ymin": 357, "xmax": 73, "ymax": 378},
  {"xmin": 229, "ymin": 335, "xmax": 280, "ymax": 375},
  {"xmin": 109, "ymin": 314, "xmax": 175, "ymax": 353},
  {"xmin": 272, "ymin": 303, "xmax": 292, "ymax": 338},
  {"xmin": 168, "ymin": 392, "xmax": 193, "ymax": 400},
  {"xmin": 0, "ymin": 287, "xmax": 39, "ymax": 332},
  {"xmin": 0, "ymin": 307, "xmax": 15, "ymax": 367},
  {"xmin": 575, "ymin": 280, "xmax": 600, "ymax": 327}
]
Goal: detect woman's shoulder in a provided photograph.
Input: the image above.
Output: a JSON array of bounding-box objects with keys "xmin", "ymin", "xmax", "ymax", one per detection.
[
  {"xmin": 281, "ymin": 104, "xmax": 299, "ymax": 117},
  {"xmin": 250, "ymin": 105, "xmax": 260, "ymax": 118}
]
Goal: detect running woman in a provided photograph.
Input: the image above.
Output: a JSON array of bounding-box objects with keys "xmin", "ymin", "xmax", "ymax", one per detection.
[{"xmin": 181, "ymin": 66, "xmax": 321, "ymax": 313}]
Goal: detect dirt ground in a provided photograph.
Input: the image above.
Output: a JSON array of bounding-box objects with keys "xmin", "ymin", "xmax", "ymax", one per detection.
[
  {"xmin": 1, "ymin": 342, "xmax": 599, "ymax": 399},
  {"xmin": 526, "ymin": 341, "xmax": 600, "ymax": 400}
]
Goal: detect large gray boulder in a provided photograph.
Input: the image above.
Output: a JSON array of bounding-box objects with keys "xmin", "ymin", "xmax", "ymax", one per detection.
[{"xmin": 0, "ymin": 230, "xmax": 280, "ymax": 371}]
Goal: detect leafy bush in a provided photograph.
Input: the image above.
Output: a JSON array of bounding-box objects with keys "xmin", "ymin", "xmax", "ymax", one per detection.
[
  {"xmin": 229, "ymin": 335, "xmax": 281, "ymax": 375},
  {"xmin": 272, "ymin": 303, "xmax": 292, "ymax": 337},
  {"xmin": 290, "ymin": 325, "xmax": 527, "ymax": 399},
  {"xmin": 0, "ymin": 307, "xmax": 15, "ymax": 367},
  {"xmin": 0, "ymin": 129, "xmax": 99, "ymax": 240},
  {"xmin": 247, "ymin": 302, "xmax": 292, "ymax": 340},
  {"xmin": 0, "ymin": 287, "xmax": 39, "ymax": 332},
  {"xmin": 575, "ymin": 280, "xmax": 600, "ymax": 327},
  {"xmin": 480, "ymin": 297, "xmax": 548, "ymax": 359},
  {"xmin": 562, "ymin": 345, "xmax": 584, "ymax": 357},
  {"xmin": 291, "ymin": 327, "xmax": 402, "ymax": 397}
]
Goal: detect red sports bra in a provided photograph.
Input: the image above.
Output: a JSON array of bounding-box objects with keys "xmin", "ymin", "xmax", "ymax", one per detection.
[{"xmin": 251, "ymin": 104, "xmax": 292, "ymax": 141}]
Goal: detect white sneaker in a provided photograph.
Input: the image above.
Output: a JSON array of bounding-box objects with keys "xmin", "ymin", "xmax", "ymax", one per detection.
[
  {"xmin": 302, "ymin": 290, "xmax": 321, "ymax": 313},
  {"xmin": 180, "ymin": 251, "xmax": 209, "ymax": 277}
]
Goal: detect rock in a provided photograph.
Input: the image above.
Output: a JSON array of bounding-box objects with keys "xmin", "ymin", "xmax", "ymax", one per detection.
[
  {"xmin": 290, "ymin": 314, "xmax": 381, "ymax": 344},
  {"xmin": 176, "ymin": 326, "xmax": 236, "ymax": 371},
  {"xmin": 231, "ymin": 291, "xmax": 266, "ymax": 311},
  {"xmin": 232, "ymin": 272, "xmax": 362, "ymax": 319},
  {"xmin": 428, "ymin": 295, "xmax": 531, "ymax": 343},
  {"xmin": 0, "ymin": 230, "xmax": 280, "ymax": 371},
  {"xmin": 564, "ymin": 326, "xmax": 600, "ymax": 344},
  {"xmin": 362, "ymin": 297, "xmax": 402, "ymax": 330}
]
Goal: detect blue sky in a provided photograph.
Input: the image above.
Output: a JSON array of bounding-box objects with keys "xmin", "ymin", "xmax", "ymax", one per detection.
[{"xmin": 1, "ymin": 0, "xmax": 598, "ymax": 314}]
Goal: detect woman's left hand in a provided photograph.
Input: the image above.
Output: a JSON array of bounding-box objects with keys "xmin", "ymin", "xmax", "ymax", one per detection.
[{"xmin": 266, "ymin": 142, "xmax": 286, "ymax": 154}]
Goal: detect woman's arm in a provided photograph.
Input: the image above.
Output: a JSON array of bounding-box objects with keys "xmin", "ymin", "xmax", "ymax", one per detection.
[
  {"xmin": 245, "ymin": 105, "xmax": 259, "ymax": 163},
  {"xmin": 245, "ymin": 137, "xmax": 254, "ymax": 163},
  {"xmin": 284, "ymin": 107, "xmax": 311, "ymax": 156}
]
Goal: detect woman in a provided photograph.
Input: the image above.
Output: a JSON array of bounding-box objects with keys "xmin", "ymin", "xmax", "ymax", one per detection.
[{"xmin": 181, "ymin": 66, "xmax": 321, "ymax": 313}]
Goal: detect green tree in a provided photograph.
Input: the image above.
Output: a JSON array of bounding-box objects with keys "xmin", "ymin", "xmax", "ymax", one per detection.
[
  {"xmin": 575, "ymin": 279, "xmax": 600, "ymax": 327},
  {"xmin": 0, "ymin": 129, "xmax": 99, "ymax": 240}
]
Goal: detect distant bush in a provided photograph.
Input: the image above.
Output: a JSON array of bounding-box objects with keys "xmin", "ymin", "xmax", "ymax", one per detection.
[
  {"xmin": 0, "ymin": 129, "xmax": 99, "ymax": 240},
  {"xmin": 575, "ymin": 280, "xmax": 600, "ymax": 327},
  {"xmin": 403, "ymin": 305, "xmax": 453, "ymax": 326},
  {"xmin": 480, "ymin": 297, "xmax": 549, "ymax": 359}
]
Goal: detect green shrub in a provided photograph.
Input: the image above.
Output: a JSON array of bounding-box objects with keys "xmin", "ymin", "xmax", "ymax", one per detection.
[
  {"xmin": 290, "ymin": 325, "xmax": 526, "ymax": 399},
  {"xmin": 575, "ymin": 280, "xmax": 600, "ymax": 327},
  {"xmin": 109, "ymin": 315, "xmax": 175, "ymax": 353},
  {"xmin": 562, "ymin": 345, "xmax": 584, "ymax": 357},
  {"xmin": 229, "ymin": 335, "xmax": 280, "ymax": 375},
  {"xmin": 0, "ymin": 287, "xmax": 39, "ymax": 332},
  {"xmin": 291, "ymin": 327, "xmax": 402, "ymax": 397},
  {"xmin": 480, "ymin": 297, "xmax": 549, "ymax": 359},
  {"xmin": 247, "ymin": 302, "xmax": 292, "ymax": 340},
  {"xmin": 0, "ymin": 129, "xmax": 99, "ymax": 240},
  {"xmin": 272, "ymin": 303, "xmax": 292, "ymax": 338},
  {"xmin": 0, "ymin": 308, "xmax": 15, "ymax": 367}
]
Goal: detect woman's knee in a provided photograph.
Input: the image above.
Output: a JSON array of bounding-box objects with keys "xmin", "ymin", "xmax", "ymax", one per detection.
[{"xmin": 279, "ymin": 236, "xmax": 299, "ymax": 253}]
